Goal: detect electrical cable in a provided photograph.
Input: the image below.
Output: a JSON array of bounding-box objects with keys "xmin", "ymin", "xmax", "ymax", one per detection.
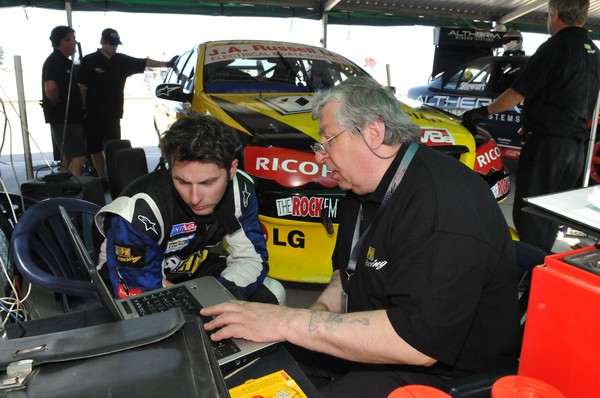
[
  {"xmin": 0, "ymin": 92, "xmax": 8, "ymax": 157},
  {"xmin": 0, "ymin": 253, "xmax": 29, "ymax": 325},
  {"xmin": 0, "ymin": 97, "xmax": 22, "ymax": 322},
  {"xmin": 0, "ymin": 176, "xmax": 18, "ymax": 229},
  {"xmin": 0, "ymin": 83, "xmax": 58, "ymax": 174},
  {"xmin": 0, "ymin": 96, "xmax": 26, "ymax": 211}
]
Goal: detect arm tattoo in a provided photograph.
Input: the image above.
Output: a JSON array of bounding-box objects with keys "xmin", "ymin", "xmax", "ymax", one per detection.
[
  {"xmin": 308, "ymin": 310, "xmax": 370, "ymax": 332},
  {"xmin": 350, "ymin": 318, "xmax": 369, "ymax": 326}
]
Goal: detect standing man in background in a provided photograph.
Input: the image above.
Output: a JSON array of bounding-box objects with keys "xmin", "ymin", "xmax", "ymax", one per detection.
[
  {"xmin": 462, "ymin": 0, "xmax": 600, "ymax": 253},
  {"xmin": 41, "ymin": 25, "xmax": 86, "ymax": 176},
  {"xmin": 77, "ymin": 28, "xmax": 177, "ymax": 180}
]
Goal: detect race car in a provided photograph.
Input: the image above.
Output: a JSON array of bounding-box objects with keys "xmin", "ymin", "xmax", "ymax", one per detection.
[
  {"xmin": 407, "ymin": 55, "xmax": 529, "ymax": 159},
  {"xmin": 154, "ymin": 40, "xmax": 511, "ymax": 283}
]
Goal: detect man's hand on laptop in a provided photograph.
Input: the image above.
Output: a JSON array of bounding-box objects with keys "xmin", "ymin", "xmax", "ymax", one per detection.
[{"xmin": 201, "ymin": 301, "xmax": 294, "ymax": 343}]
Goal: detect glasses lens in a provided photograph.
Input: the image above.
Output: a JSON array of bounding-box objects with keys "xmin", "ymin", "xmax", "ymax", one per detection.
[{"xmin": 311, "ymin": 143, "xmax": 325, "ymax": 154}]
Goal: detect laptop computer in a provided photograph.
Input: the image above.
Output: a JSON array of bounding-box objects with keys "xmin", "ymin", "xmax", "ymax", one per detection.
[{"xmin": 59, "ymin": 205, "xmax": 277, "ymax": 372}]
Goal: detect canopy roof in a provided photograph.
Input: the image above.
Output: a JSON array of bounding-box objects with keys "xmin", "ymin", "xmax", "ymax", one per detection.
[{"xmin": 3, "ymin": 0, "xmax": 600, "ymax": 38}]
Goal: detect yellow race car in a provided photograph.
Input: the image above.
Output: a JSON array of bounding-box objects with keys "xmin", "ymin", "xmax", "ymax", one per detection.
[{"xmin": 154, "ymin": 40, "xmax": 510, "ymax": 283}]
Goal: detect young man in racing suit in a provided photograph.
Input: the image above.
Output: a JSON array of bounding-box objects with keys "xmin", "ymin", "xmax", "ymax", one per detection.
[{"xmin": 95, "ymin": 114, "xmax": 284, "ymax": 304}]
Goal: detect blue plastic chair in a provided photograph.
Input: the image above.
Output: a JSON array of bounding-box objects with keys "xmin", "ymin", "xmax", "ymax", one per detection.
[{"xmin": 11, "ymin": 197, "xmax": 103, "ymax": 313}]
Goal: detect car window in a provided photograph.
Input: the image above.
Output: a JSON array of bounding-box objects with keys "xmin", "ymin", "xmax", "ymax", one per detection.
[
  {"xmin": 164, "ymin": 50, "xmax": 190, "ymax": 84},
  {"xmin": 442, "ymin": 60, "xmax": 493, "ymax": 92},
  {"xmin": 164, "ymin": 49, "xmax": 197, "ymax": 93},
  {"xmin": 494, "ymin": 60, "xmax": 525, "ymax": 93},
  {"xmin": 203, "ymin": 43, "xmax": 366, "ymax": 93}
]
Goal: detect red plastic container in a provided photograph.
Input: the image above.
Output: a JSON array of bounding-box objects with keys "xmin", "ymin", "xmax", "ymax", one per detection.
[
  {"xmin": 491, "ymin": 375, "xmax": 565, "ymax": 397},
  {"xmin": 519, "ymin": 246, "xmax": 600, "ymax": 397},
  {"xmin": 387, "ymin": 385, "xmax": 452, "ymax": 398}
]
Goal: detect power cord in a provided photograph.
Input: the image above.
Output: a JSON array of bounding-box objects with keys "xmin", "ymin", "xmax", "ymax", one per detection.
[{"xmin": 0, "ymin": 252, "xmax": 30, "ymax": 326}]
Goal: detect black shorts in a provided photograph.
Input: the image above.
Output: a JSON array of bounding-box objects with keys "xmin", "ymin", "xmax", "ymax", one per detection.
[
  {"xmin": 84, "ymin": 116, "xmax": 121, "ymax": 154},
  {"xmin": 50, "ymin": 123, "xmax": 87, "ymax": 158}
]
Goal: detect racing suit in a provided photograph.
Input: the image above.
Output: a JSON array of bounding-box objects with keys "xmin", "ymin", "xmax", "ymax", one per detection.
[{"xmin": 95, "ymin": 167, "xmax": 269, "ymax": 300}]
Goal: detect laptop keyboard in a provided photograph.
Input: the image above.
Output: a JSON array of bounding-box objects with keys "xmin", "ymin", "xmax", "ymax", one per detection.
[{"xmin": 130, "ymin": 286, "xmax": 241, "ymax": 359}]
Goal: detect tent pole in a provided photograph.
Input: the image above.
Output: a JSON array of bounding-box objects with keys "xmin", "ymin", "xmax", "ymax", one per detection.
[
  {"xmin": 65, "ymin": 0, "xmax": 73, "ymax": 27},
  {"xmin": 13, "ymin": 56, "xmax": 33, "ymax": 180}
]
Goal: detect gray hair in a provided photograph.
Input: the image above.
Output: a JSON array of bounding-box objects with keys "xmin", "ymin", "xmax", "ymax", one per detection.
[
  {"xmin": 548, "ymin": 0, "xmax": 589, "ymax": 26},
  {"xmin": 311, "ymin": 76, "xmax": 421, "ymax": 145}
]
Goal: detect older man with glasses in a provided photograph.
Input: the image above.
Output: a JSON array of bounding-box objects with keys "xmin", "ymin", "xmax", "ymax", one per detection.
[{"xmin": 202, "ymin": 76, "xmax": 520, "ymax": 398}]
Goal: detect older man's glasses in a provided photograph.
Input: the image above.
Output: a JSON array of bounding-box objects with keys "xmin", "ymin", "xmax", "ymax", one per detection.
[{"xmin": 310, "ymin": 127, "xmax": 353, "ymax": 155}]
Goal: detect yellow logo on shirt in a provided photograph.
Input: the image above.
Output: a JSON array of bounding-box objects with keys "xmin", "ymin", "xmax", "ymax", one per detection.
[
  {"xmin": 115, "ymin": 245, "xmax": 142, "ymax": 264},
  {"xmin": 367, "ymin": 246, "xmax": 375, "ymax": 261}
]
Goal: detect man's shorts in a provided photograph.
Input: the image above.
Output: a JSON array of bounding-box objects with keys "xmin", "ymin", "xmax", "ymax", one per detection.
[
  {"xmin": 84, "ymin": 117, "xmax": 121, "ymax": 154},
  {"xmin": 50, "ymin": 123, "xmax": 87, "ymax": 158}
]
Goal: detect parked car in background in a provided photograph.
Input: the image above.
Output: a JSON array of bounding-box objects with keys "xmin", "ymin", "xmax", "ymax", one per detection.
[
  {"xmin": 407, "ymin": 55, "xmax": 529, "ymax": 159},
  {"xmin": 154, "ymin": 40, "xmax": 511, "ymax": 283}
]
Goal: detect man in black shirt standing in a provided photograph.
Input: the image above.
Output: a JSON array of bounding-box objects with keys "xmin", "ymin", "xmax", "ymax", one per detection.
[
  {"xmin": 41, "ymin": 25, "xmax": 86, "ymax": 176},
  {"xmin": 463, "ymin": 0, "xmax": 600, "ymax": 253},
  {"xmin": 77, "ymin": 28, "xmax": 176, "ymax": 180}
]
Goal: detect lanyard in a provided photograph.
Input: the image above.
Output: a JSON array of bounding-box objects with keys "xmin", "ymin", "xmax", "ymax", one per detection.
[{"xmin": 346, "ymin": 142, "xmax": 418, "ymax": 281}]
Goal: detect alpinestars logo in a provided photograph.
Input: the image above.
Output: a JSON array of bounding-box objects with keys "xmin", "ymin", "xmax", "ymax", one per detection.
[
  {"xmin": 138, "ymin": 215, "xmax": 158, "ymax": 235},
  {"xmin": 242, "ymin": 182, "xmax": 251, "ymax": 208}
]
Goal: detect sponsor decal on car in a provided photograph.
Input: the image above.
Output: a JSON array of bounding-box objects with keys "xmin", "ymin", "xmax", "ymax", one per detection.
[
  {"xmin": 474, "ymin": 140, "xmax": 503, "ymax": 175},
  {"xmin": 272, "ymin": 228, "xmax": 306, "ymax": 248},
  {"xmin": 420, "ymin": 128, "xmax": 456, "ymax": 146},
  {"xmin": 244, "ymin": 146, "xmax": 337, "ymax": 188},
  {"xmin": 414, "ymin": 94, "xmax": 491, "ymax": 110},
  {"xmin": 459, "ymin": 82, "xmax": 486, "ymax": 91},
  {"xmin": 206, "ymin": 43, "xmax": 346, "ymax": 64},
  {"xmin": 275, "ymin": 195, "xmax": 339, "ymax": 219},
  {"xmin": 491, "ymin": 176, "xmax": 511, "ymax": 200}
]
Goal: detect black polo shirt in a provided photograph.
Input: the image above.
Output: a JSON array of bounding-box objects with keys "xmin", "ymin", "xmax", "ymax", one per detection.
[
  {"xmin": 333, "ymin": 144, "xmax": 520, "ymax": 376},
  {"xmin": 512, "ymin": 26, "xmax": 600, "ymax": 140},
  {"xmin": 77, "ymin": 50, "xmax": 147, "ymax": 119},
  {"xmin": 41, "ymin": 49, "xmax": 83, "ymax": 124}
]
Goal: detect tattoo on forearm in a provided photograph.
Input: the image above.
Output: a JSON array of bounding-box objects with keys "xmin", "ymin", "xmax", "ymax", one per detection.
[
  {"xmin": 350, "ymin": 318, "xmax": 369, "ymax": 326},
  {"xmin": 308, "ymin": 310, "xmax": 370, "ymax": 332}
]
